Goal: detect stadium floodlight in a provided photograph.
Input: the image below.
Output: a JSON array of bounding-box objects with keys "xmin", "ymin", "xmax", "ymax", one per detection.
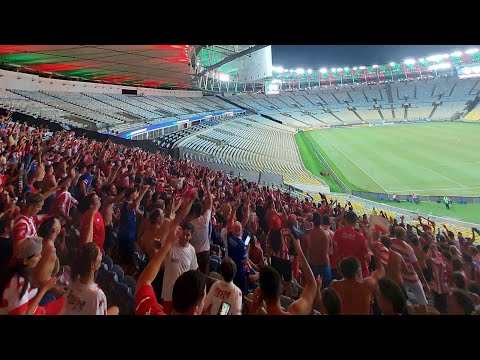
[
  {"xmin": 465, "ymin": 48, "xmax": 479, "ymax": 54},
  {"xmin": 296, "ymin": 68, "xmax": 305, "ymax": 75},
  {"xmin": 429, "ymin": 62, "xmax": 451, "ymax": 71},
  {"xmin": 336, "ymin": 68, "xmax": 343, "ymax": 72},
  {"xmin": 426, "ymin": 54, "xmax": 444, "ymax": 62},
  {"xmin": 372, "ymin": 64, "xmax": 379, "ymax": 68},
  {"xmin": 320, "ymin": 68, "xmax": 327, "ymax": 73},
  {"xmin": 403, "ymin": 59, "xmax": 416, "ymax": 65},
  {"xmin": 450, "ymin": 51, "xmax": 462, "ymax": 57},
  {"xmin": 389, "ymin": 62, "xmax": 395, "ymax": 66},
  {"xmin": 219, "ymin": 73, "xmax": 230, "ymax": 82},
  {"xmin": 307, "ymin": 69, "xmax": 313, "ymax": 74},
  {"xmin": 331, "ymin": 67, "xmax": 336, "ymax": 72}
]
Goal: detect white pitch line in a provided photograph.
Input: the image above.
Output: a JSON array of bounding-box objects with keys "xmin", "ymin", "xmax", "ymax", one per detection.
[
  {"xmin": 422, "ymin": 161, "xmax": 480, "ymax": 167},
  {"xmin": 419, "ymin": 165, "xmax": 469, "ymax": 189},
  {"xmin": 315, "ymin": 134, "xmax": 388, "ymax": 193},
  {"xmin": 386, "ymin": 187, "xmax": 480, "ymax": 192}
]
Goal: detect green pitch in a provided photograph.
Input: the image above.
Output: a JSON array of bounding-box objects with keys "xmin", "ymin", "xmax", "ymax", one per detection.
[{"xmin": 295, "ymin": 122, "xmax": 480, "ymax": 223}]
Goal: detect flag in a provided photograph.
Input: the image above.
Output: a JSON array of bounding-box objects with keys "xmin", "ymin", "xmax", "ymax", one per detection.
[{"xmin": 369, "ymin": 214, "xmax": 391, "ymax": 235}]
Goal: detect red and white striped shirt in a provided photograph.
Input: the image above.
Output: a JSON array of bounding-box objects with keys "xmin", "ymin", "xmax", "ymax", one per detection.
[
  {"xmin": 373, "ymin": 242, "xmax": 390, "ymax": 266},
  {"xmin": 391, "ymin": 239, "xmax": 419, "ymax": 284},
  {"xmin": 272, "ymin": 228, "xmax": 292, "ymax": 261},
  {"xmin": 50, "ymin": 190, "xmax": 78, "ymax": 217},
  {"xmin": 0, "ymin": 274, "xmax": 45, "ymax": 315},
  {"xmin": 13, "ymin": 215, "xmax": 39, "ymax": 256},
  {"xmin": 430, "ymin": 256, "xmax": 450, "ymax": 295}
]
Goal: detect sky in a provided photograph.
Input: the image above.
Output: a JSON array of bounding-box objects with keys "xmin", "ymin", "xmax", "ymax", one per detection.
[{"xmin": 271, "ymin": 45, "xmax": 479, "ymax": 70}]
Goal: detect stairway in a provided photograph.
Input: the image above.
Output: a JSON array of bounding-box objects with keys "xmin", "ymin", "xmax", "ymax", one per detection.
[{"xmin": 377, "ymin": 108, "xmax": 384, "ymax": 120}]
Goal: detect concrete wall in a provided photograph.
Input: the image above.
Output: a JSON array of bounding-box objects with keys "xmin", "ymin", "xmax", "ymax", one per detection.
[{"xmin": 191, "ymin": 160, "xmax": 283, "ymax": 184}]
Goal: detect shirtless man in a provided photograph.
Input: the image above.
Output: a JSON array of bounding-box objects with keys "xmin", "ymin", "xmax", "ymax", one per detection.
[
  {"xmin": 34, "ymin": 216, "xmax": 62, "ymax": 301},
  {"xmin": 380, "ymin": 235, "xmax": 407, "ymax": 290},
  {"xmin": 250, "ymin": 235, "xmax": 317, "ymax": 315},
  {"xmin": 139, "ymin": 208, "xmax": 165, "ymax": 260},
  {"xmin": 307, "ymin": 212, "xmax": 332, "ymax": 288},
  {"xmin": 99, "ymin": 184, "xmax": 125, "ymax": 255}
]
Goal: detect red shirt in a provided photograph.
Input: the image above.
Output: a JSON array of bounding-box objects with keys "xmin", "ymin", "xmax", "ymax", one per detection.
[
  {"xmin": 80, "ymin": 212, "xmax": 105, "ymax": 249},
  {"xmin": 135, "ymin": 284, "xmax": 166, "ymax": 315},
  {"xmin": 333, "ymin": 227, "xmax": 370, "ymax": 278}
]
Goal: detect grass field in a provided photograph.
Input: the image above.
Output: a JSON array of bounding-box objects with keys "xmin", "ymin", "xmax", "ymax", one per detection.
[{"xmin": 295, "ymin": 122, "xmax": 480, "ymax": 223}]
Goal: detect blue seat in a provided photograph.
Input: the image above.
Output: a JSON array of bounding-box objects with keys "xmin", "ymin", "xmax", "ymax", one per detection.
[
  {"xmin": 209, "ymin": 257, "xmax": 221, "ymax": 274},
  {"xmin": 102, "ymin": 255, "xmax": 113, "ymax": 270},
  {"xmin": 112, "ymin": 264, "xmax": 125, "ymax": 282},
  {"xmin": 123, "ymin": 275, "xmax": 136, "ymax": 295}
]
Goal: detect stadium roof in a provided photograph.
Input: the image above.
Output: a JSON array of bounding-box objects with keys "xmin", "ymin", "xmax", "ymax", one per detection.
[{"xmin": 0, "ymin": 45, "xmax": 195, "ymax": 89}]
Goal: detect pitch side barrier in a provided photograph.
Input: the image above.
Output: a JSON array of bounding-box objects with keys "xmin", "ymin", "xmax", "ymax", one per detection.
[
  {"xmin": 352, "ymin": 191, "xmax": 480, "ymax": 205},
  {"xmin": 299, "ymin": 131, "xmax": 350, "ymax": 194},
  {"xmin": 346, "ymin": 193, "xmax": 480, "ymax": 228}
]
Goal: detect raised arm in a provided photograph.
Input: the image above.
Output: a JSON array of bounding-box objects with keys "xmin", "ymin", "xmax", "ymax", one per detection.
[
  {"xmin": 136, "ymin": 224, "xmax": 177, "ymax": 289},
  {"xmin": 288, "ymin": 237, "xmax": 317, "ymax": 315},
  {"xmin": 127, "ymin": 184, "xmax": 149, "ymax": 212}
]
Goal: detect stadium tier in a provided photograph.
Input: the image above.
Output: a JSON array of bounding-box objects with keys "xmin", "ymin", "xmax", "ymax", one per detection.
[{"xmin": 0, "ymin": 45, "xmax": 480, "ymax": 317}]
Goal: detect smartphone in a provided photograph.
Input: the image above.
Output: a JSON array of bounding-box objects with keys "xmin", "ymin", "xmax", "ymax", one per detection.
[
  {"xmin": 218, "ymin": 301, "xmax": 231, "ymax": 315},
  {"xmin": 244, "ymin": 235, "xmax": 251, "ymax": 246}
]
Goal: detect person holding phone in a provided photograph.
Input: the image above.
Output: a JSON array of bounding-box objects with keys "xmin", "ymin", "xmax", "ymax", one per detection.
[{"xmin": 202, "ymin": 257, "xmax": 242, "ymax": 315}]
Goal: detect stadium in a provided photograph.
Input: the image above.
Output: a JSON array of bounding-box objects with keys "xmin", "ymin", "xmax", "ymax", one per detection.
[{"xmin": 0, "ymin": 44, "xmax": 479, "ymax": 316}]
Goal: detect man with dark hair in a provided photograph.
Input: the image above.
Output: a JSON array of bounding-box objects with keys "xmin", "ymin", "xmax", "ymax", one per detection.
[
  {"xmin": 118, "ymin": 184, "xmax": 149, "ymax": 265},
  {"xmin": 448, "ymin": 288, "xmax": 475, "ymax": 315},
  {"xmin": 135, "ymin": 191, "xmax": 196, "ymax": 316},
  {"xmin": 380, "ymin": 235, "xmax": 407, "ymax": 290},
  {"xmin": 172, "ymin": 270, "xmax": 206, "ymax": 315},
  {"xmin": 333, "ymin": 211, "xmax": 371, "ymax": 279},
  {"xmin": 306, "ymin": 212, "xmax": 332, "ymax": 288},
  {"xmin": 375, "ymin": 278, "xmax": 407, "ymax": 315},
  {"xmin": 12, "ymin": 192, "xmax": 45, "ymax": 256},
  {"xmin": 330, "ymin": 257, "xmax": 377, "ymax": 315},
  {"xmin": 203, "ymin": 257, "xmax": 243, "ymax": 315},
  {"xmin": 189, "ymin": 175, "xmax": 212, "ymax": 275},
  {"xmin": 390, "ymin": 226, "xmax": 429, "ymax": 305},
  {"xmin": 227, "ymin": 221, "xmax": 248, "ymax": 294},
  {"xmin": 79, "ymin": 193, "xmax": 104, "ymax": 250},
  {"xmin": 161, "ymin": 222, "xmax": 198, "ymax": 315},
  {"xmin": 77, "ymin": 163, "xmax": 96, "ymax": 197},
  {"xmin": 250, "ymin": 235, "xmax": 317, "ymax": 315},
  {"xmin": 49, "ymin": 177, "xmax": 77, "ymax": 223}
]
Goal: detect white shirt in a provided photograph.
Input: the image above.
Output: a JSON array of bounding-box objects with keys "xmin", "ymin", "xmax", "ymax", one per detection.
[
  {"xmin": 221, "ymin": 227, "xmax": 228, "ymax": 257},
  {"xmin": 203, "ymin": 280, "xmax": 242, "ymax": 315},
  {"xmin": 64, "ymin": 281, "xmax": 108, "ymax": 315},
  {"xmin": 162, "ymin": 242, "xmax": 198, "ymax": 301},
  {"xmin": 189, "ymin": 209, "xmax": 212, "ymax": 253}
]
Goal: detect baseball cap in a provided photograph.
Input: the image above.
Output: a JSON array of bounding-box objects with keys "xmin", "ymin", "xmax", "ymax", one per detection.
[{"xmin": 16, "ymin": 237, "xmax": 43, "ymax": 260}]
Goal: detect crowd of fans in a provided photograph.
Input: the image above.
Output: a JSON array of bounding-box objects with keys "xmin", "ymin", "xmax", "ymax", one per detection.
[{"xmin": 0, "ymin": 109, "xmax": 479, "ymax": 316}]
